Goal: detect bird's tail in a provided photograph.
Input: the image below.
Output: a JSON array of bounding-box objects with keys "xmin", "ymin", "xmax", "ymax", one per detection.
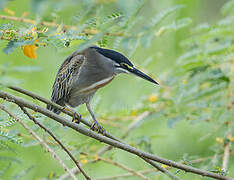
[
  {"xmin": 46, "ymin": 99, "xmax": 65, "ymax": 115},
  {"xmin": 46, "ymin": 104, "xmax": 61, "ymax": 114}
]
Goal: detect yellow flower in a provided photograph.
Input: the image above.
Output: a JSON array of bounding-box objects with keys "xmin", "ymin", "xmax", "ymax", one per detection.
[
  {"xmin": 161, "ymin": 164, "xmax": 168, "ymax": 168},
  {"xmin": 22, "ymin": 40, "xmax": 38, "ymax": 59},
  {"xmin": 94, "ymin": 154, "xmax": 99, "ymax": 161},
  {"xmin": 148, "ymin": 94, "xmax": 158, "ymax": 103},
  {"xmin": 131, "ymin": 110, "xmax": 137, "ymax": 116},
  {"xmin": 4, "ymin": 8, "xmax": 15, "ymax": 16},
  {"xmin": 182, "ymin": 79, "xmax": 187, "ymax": 84},
  {"xmin": 216, "ymin": 137, "xmax": 224, "ymax": 144},
  {"xmin": 48, "ymin": 171, "xmax": 54, "ymax": 179},
  {"xmin": 200, "ymin": 82, "xmax": 210, "ymax": 89},
  {"xmin": 81, "ymin": 159, "xmax": 88, "ymax": 164}
]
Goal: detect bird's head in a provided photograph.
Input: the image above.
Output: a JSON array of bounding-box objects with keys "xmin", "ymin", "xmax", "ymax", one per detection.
[{"xmin": 90, "ymin": 46, "xmax": 158, "ymax": 85}]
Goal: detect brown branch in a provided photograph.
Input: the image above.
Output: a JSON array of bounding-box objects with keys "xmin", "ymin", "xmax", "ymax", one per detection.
[
  {"xmin": 7, "ymin": 85, "xmax": 122, "ymax": 143},
  {"xmin": 0, "ymin": 91, "xmax": 233, "ymax": 180},
  {"xmin": 95, "ymin": 169, "xmax": 155, "ymax": 180},
  {"xmin": 61, "ymin": 151, "xmax": 234, "ymax": 180},
  {"xmin": 0, "ymin": 105, "xmax": 78, "ymax": 180},
  {"xmin": 98, "ymin": 111, "xmax": 151, "ymax": 155},
  {"xmin": 0, "ymin": 15, "xmax": 124, "ymax": 36},
  {"xmin": 6, "ymin": 86, "xmax": 180, "ymax": 180},
  {"xmin": 66, "ymin": 111, "xmax": 153, "ymax": 179},
  {"xmin": 19, "ymin": 106, "xmax": 91, "ymax": 180},
  {"xmin": 96, "ymin": 156, "xmax": 150, "ymax": 180},
  {"xmin": 98, "ymin": 157, "xmax": 150, "ymax": 179},
  {"xmin": 142, "ymin": 157, "xmax": 181, "ymax": 180},
  {"xmin": 222, "ymin": 130, "xmax": 232, "ymax": 171}
]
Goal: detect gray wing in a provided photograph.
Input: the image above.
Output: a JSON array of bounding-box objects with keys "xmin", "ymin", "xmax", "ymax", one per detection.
[{"xmin": 47, "ymin": 51, "xmax": 85, "ymax": 114}]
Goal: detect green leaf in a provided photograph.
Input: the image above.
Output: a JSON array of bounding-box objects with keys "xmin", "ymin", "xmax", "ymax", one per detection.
[
  {"xmin": 122, "ymin": 0, "xmax": 147, "ymax": 27},
  {"xmin": 0, "ymin": 130, "xmax": 22, "ymax": 144},
  {"xmin": 221, "ymin": 0, "xmax": 234, "ymax": 14},
  {"xmin": 218, "ymin": 15, "xmax": 234, "ymax": 26},
  {"xmin": 165, "ymin": 17, "xmax": 192, "ymax": 30},
  {"xmin": 0, "ymin": 76, "xmax": 22, "ymax": 86},
  {"xmin": 3, "ymin": 40, "xmax": 23, "ymax": 54},
  {"xmin": 150, "ymin": 5, "xmax": 185, "ymax": 28},
  {"xmin": 167, "ymin": 116, "xmax": 183, "ymax": 128},
  {"xmin": 185, "ymin": 83, "xmax": 227, "ymax": 102},
  {"xmin": 0, "ymin": 157, "xmax": 21, "ymax": 164},
  {"xmin": 0, "ymin": 163, "xmax": 11, "ymax": 177},
  {"xmin": 77, "ymin": 32, "xmax": 103, "ymax": 52},
  {"xmin": 31, "ymin": 0, "xmax": 47, "ymax": 14},
  {"xmin": 11, "ymin": 66, "xmax": 42, "ymax": 72},
  {"xmin": 177, "ymin": 48, "xmax": 202, "ymax": 63},
  {"xmin": 156, "ymin": 17, "xmax": 192, "ymax": 36},
  {"xmin": 140, "ymin": 33, "xmax": 153, "ymax": 48},
  {"xmin": 0, "ymin": 0, "xmax": 8, "ymax": 9},
  {"xmin": 13, "ymin": 166, "xmax": 34, "ymax": 180},
  {"xmin": 3, "ymin": 39, "xmax": 34, "ymax": 55},
  {"xmin": 0, "ymin": 117, "xmax": 17, "ymax": 128},
  {"xmin": 0, "ymin": 23, "xmax": 13, "ymax": 30}
]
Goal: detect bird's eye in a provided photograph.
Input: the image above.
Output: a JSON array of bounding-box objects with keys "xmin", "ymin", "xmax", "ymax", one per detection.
[{"xmin": 120, "ymin": 63, "xmax": 133, "ymax": 70}]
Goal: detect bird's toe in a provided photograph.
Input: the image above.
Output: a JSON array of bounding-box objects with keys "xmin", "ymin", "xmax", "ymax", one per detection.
[
  {"xmin": 91, "ymin": 121, "xmax": 106, "ymax": 135},
  {"xmin": 72, "ymin": 112, "xmax": 82, "ymax": 124}
]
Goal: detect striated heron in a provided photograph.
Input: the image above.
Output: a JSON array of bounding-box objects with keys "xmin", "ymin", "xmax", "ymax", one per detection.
[{"xmin": 47, "ymin": 46, "xmax": 158, "ymax": 134}]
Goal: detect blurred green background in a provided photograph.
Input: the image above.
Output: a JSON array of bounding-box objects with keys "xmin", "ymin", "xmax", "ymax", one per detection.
[{"xmin": 0, "ymin": 0, "xmax": 233, "ymax": 179}]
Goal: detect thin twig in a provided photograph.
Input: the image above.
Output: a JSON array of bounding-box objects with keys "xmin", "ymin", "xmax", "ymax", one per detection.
[
  {"xmin": 0, "ymin": 91, "xmax": 232, "ymax": 180},
  {"xmin": 7, "ymin": 85, "xmax": 122, "ymax": 143},
  {"xmin": 0, "ymin": 105, "xmax": 78, "ymax": 180},
  {"xmin": 58, "ymin": 111, "xmax": 162, "ymax": 180},
  {"xmin": 95, "ymin": 169, "xmax": 155, "ymax": 180},
  {"xmin": 98, "ymin": 112, "xmax": 183, "ymax": 179},
  {"xmin": 142, "ymin": 158, "xmax": 181, "ymax": 180},
  {"xmin": 96, "ymin": 156, "xmax": 150, "ymax": 180},
  {"xmin": 19, "ymin": 106, "xmax": 91, "ymax": 180},
  {"xmin": 0, "ymin": 15, "xmax": 123, "ymax": 36},
  {"xmin": 222, "ymin": 130, "xmax": 232, "ymax": 171},
  {"xmin": 98, "ymin": 111, "xmax": 151, "ymax": 155}
]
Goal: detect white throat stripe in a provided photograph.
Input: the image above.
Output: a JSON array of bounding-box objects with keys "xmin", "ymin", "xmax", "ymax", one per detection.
[{"xmin": 80, "ymin": 76, "xmax": 114, "ymax": 92}]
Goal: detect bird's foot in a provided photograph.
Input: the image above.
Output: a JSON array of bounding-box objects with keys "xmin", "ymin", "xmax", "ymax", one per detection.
[
  {"xmin": 72, "ymin": 112, "xmax": 82, "ymax": 124},
  {"xmin": 63, "ymin": 107, "xmax": 82, "ymax": 124},
  {"xmin": 91, "ymin": 120, "xmax": 106, "ymax": 135}
]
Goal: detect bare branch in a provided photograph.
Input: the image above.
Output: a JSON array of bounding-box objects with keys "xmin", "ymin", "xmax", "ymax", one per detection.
[
  {"xmin": 95, "ymin": 169, "xmax": 155, "ymax": 180},
  {"xmin": 142, "ymin": 158, "xmax": 181, "ymax": 180},
  {"xmin": 98, "ymin": 111, "xmax": 151, "ymax": 155},
  {"xmin": 8, "ymin": 85, "xmax": 122, "ymax": 142},
  {"xmin": 0, "ymin": 15, "xmax": 124, "ymax": 36},
  {"xmin": 222, "ymin": 129, "xmax": 232, "ymax": 171},
  {"xmin": 19, "ymin": 106, "xmax": 91, "ymax": 180},
  {"xmin": 0, "ymin": 105, "xmax": 78, "ymax": 180},
  {"xmin": 96, "ymin": 169, "xmax": 155, "ymax": 180},
  {"xmin": 0, "ymin": 91, "xmax": 233, "ymax": 180},
  {"xmin": 96, "ymin": 156, "xmax": 150, "ymax": 180},
  {"xmin": 7, "ymin": 86, "xmax": 177, "ymax": 179}
]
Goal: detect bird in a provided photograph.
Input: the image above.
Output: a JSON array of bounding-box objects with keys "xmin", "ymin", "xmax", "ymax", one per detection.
[{"xmin": 47, "ymin": 45, "xmax": 158, "ymax": 134}]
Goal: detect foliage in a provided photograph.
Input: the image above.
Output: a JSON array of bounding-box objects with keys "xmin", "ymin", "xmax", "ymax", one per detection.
[{"xmin": 0, "ymin": 0, "xmax": 233, "ymax": 179}]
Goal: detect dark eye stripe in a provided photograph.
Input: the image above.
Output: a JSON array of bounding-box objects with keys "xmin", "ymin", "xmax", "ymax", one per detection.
[{"xmin": 120, "ymin": 63, "xmax": 133, "ymax": 70}]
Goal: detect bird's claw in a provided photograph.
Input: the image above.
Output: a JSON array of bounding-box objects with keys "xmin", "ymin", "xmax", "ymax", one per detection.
[
  {"xmin": 63, "ymin": 107, "xmax": 81, "ymax": 124},
  {"xmin": 72, "ymin": 112, "xmax": 82, "ymax": 124},
  {"xmin": 91, "ymin": 121, "xmax": 106, "ymax": 135}
]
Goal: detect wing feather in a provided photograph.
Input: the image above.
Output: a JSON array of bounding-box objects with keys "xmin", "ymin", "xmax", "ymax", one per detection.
[{"xmin": 47, "ymin": 52, "xmax": 85, "ymax": 114}]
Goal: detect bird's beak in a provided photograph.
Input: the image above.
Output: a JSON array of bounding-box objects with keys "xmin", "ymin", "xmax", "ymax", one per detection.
[{"xmin": 129, "ymin": 67, "xmax": 159, "ymax": 85}]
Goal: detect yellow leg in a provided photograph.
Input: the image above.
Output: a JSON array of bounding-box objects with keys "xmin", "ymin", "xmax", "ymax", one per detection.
[{"xmin": 63, "ymin": 107, "xmax": 81, "ymax": 124}]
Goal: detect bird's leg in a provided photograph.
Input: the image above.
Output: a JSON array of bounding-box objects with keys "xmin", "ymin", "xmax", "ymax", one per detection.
[
  {"xmin": 63, "ymin": 107, "xmax": 82, "ymax": 124},
  {"xmin": 86, "ymin": 102, "xmax": 106, "ymax": 135}
]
